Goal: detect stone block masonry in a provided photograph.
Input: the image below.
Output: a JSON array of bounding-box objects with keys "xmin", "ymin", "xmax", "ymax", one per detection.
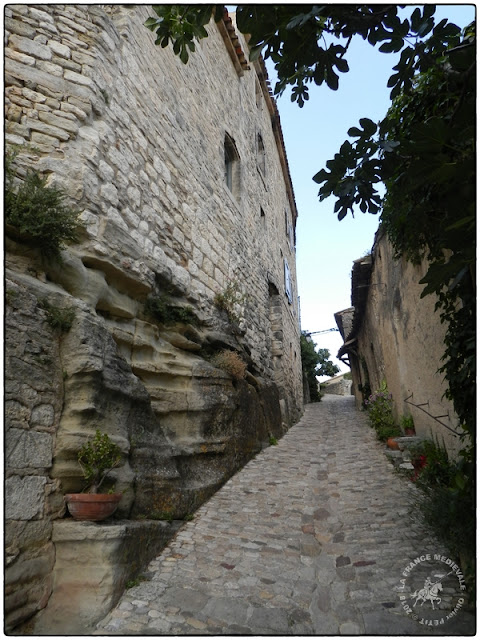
[{"xmin": 5, "ymin": 5, "xmax": 303, "ymax": 632}]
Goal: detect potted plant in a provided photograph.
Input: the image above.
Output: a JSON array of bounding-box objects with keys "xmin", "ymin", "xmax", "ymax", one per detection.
[
  {"xmin": 65, "ymin": 430, "xmax": 123, "ymax": 522},
  {"xmin": 401, "ymin": 415, "xmax": 416, "ymax": 436},
  {"xmin": 386, "ymin": 436, "xmax": 400, "ymax": 450}
]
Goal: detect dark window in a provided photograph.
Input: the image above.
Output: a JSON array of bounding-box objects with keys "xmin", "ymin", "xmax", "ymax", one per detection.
[
  {"xmin": 255, "ymin": 77, "xmax": 263, "ymax": 108},
  {"xmin": 224, "ymin": 133, "xmax": 240, "ymax": 198},
  {"xmin": 257, "ymin": 133, "xmax": 265, "ymax": 175}
]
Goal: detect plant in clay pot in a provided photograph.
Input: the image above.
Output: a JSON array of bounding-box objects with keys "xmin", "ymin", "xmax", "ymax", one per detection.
[
  {"xmin": 65, "ymin": 430, "xmax": 123, "ymax": 522},
  {"xmin": 386, "ymin": 437, "xmax": 400, "ymax": 450},
  {"xmin": 401, "ymin": 414, "xmax": 416, "ymax": 436}
]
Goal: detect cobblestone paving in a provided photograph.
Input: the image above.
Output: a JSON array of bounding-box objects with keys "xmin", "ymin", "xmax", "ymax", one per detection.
[{"xmin": 96, "ymin": 396, "xmax": 475, "ymax": 635}]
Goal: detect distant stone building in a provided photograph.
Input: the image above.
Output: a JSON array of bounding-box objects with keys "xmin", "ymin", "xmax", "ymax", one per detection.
[
  {"xmin": 335, "ymin": 229, "xmax": 461, "ymax": 457},
  {"xmin": 5, "ymin": 5, "xmax": 303, "ymax": 631},
  {"xmin": 322, "ymin": 374, "xmax": 352, "ymax": 397}
]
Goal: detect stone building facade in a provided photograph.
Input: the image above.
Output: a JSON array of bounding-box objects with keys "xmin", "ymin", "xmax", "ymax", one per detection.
[
  {"xmin": 5, "ymin": 5, "xmax": 303, "ymax": 631},
  {"xmin": 335, "ymin": 230, "xmax": 462, "ymax": 457}
]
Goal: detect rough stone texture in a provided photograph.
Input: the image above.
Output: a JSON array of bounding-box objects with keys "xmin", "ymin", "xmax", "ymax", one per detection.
[
  {"xmin": 5, "ymin": 5, "xmax": 303, "ymax": 632},
  {"xmin": 95, "ymin": 398, "xmax": 475, "ymax": 636},
  {"xmin": 31, "ymin": 520, "xmax": 183, "ymax": 635},
  {"xmin": 5, "ymin": 275, "xmax": 64, "ymax": 632},
  {"xmin": 322, "ymin": 374, "xmax": 353, "ymax": 396},
  {"xmin": 339, "ymin": 231, "xmax": 461, "ymax": 457}
]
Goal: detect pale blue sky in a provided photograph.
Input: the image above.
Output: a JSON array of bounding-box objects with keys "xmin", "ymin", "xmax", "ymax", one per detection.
[{"xmin": 269, "ymin": 4, "xmax": 475, "ymax": 374}]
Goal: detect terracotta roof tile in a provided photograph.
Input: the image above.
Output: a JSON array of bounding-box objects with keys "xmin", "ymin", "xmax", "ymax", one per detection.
[{"xmin": 222, "ymin": 8, "xmax": 250, "ymax": 71}]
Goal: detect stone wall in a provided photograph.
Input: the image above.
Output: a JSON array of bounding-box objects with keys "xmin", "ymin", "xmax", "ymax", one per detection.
[
  {"xmin": 5, "ymin": 5, "xmax": 303, "ymax": 631},
  {"xmin": 31, "ymin": 520, "xmax": 183, "ymax": 635},
  {"xmin": 5, "ymin": 275, "xmax": 65, "ymax": 631},
  {"xmin": 322, "ymin": 375, "xmax": 352, "ymax": 397},
  {"xmin": 339, "ymin": 230, "xmax": 462, "ymax": 457}
]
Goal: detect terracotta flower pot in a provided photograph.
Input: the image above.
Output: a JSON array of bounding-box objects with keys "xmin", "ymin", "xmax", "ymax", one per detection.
[
  {"xmin": 386, "ymin": 437, "xmax": 400, "ymax": 450},
  {"xmin": 65, "ymin": 493, "xmax": 122, "ymax": 522}
]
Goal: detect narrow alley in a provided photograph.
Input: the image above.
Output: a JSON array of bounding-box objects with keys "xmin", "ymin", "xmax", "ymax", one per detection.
[{"xmin": 96, "ymin": 396, "xmax": 474, "ymax": 635}]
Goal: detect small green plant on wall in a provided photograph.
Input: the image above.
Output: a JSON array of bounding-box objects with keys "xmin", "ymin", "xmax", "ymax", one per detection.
[
  {"xmin": 5, "ymin": 149, "xmax": 80, "ymax": 261},
  {"xmin": 400, "ymin": 414, "xmax": 416, "ymax": 435},
  {"xmin": 364, "ymin": 380, "xmax": 401, "ymax": 441},
  {"xmin": 144, "ymin": 294, "xmax": 199, "ymax": 326},
  {"xmin": 126, "ymin": 576, "xmax": 146, "ymax": 589},
  {"xmin": 39, "ymin": 299, "xmax": 75, "ymax": 333},
  {"xmin": 213, "ymin": 280, "xmax": 246, "ymax": 325},
  {"xmin": 149, "ymin": 510, "xmax": 174, "ymax": 522}
]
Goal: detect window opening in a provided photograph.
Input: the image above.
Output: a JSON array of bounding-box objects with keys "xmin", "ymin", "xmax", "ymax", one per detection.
[
  {"xmin": 285, "ymin": 209, "xmax": 294, "ymax": 249},
  {"xmin": 257, "ymin": 133, "xmax": 266, "ymax": 175},
  {"xmin": 284, "ymin": 258, "xmax": 293, "ymax": 304},
  {"xmin": 224, "ymin": 133, "xmax": 240, "ymax": 198},
  {"xmin": 255, "ymin": 77, "xmax": 263, "ymax": 108}
]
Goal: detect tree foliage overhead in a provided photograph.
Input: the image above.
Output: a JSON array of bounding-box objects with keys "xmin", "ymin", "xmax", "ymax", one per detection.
[
  {"xmin": 146, "ymin": 5, "xmax": 462, "ymax": 102},
  {"xmin": 145, "ymin": 5, "xmax": 224, "ymax": 63}
]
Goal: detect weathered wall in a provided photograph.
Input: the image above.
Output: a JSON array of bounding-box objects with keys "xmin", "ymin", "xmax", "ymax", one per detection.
[
  {"xmin": 5, "ymin": 4, "xmax": 303, "ymax": 631},
  {"xmin": 30, "ymin": 519, "xmax": 183, "ymax": 635},
  {"xmin": 345, "ymin": 231, "xmax": 462, "ymax": 456},
  {"xmin": 5, "ymin": 277, "xmax": 64, "ymax": 631},
  {"xmin": 322, "ymin": 375, "xmax": 352, "ymax": 397}
]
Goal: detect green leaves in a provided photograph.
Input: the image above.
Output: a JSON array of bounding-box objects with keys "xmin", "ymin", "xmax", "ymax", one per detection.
[
  {"xmin": 145, "ymin": 294, "xmax": 200, "ymax": 327},
  {"xmin": 322, "ymin": 44, "xmax": 349, "ymax": 90},
  {"xmin": 300, "ymin": 332, "xmax": 339, "ymax": 400},
  {"xmin": 5, "ymin": 152, "xmax": 79, "ymax": 261},
  {"xmin": 145, "ymin": 5, "xmax": 215, "ymax": 64},
  {"xmin": 291, "ymin": 83, "xmax": 309, "ymax": 107},
  {"xmin": 39, "ymin": 299, "xmax": 75, "ymax": 333},
  {"xmin": 378, "ymin": 23, "xmax": 476, "ymax": 443},
  {"xmin": 144, "ymin": 16, "xmax": 160, "ymax": 31},
  {"xmin": 314, "ymin": 117, "xmax": 384, "ymax": 220},
  {"xmin": 78, "ymin": 430, "xmax": 122, "ymax": 493},
  {"xmin": 378, "ymin": 37, "xmax": 404, "ymax": 54},
  {"xmin": 348, "ymin": 118, "xmax": 377, "ymax": 138},
  {"xmin": 286, "ymin": 8, "xmax": 322, "ymax": 31}
]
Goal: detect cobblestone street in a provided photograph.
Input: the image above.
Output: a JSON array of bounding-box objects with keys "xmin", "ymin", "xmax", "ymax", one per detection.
[{"xmin": 96, "ymin": 396, "xmax": 474, "ymax": 635}]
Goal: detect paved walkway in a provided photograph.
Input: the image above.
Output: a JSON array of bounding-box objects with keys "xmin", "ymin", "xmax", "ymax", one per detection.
[{"xmin": 96, "ymin": 396, "xmax": 474, "ymax": 635}]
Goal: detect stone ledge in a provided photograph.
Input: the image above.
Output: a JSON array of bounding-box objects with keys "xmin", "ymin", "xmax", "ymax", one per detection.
[
  {"xmin": 392, "ymin": 436, "xmax": 424, "ymax": 450},
  {"xmin": 384, "ymin": 437, "xmax": 428, "ymax": 471},
  {"xmin": 32, "ymin": 518, "xmax": 183, "ymax": 635}
]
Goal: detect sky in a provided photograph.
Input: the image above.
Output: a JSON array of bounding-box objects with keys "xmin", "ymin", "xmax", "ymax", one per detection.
[{"xmin": 269, "ymin": 4, "xmax": 476, "ymax": 377}]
